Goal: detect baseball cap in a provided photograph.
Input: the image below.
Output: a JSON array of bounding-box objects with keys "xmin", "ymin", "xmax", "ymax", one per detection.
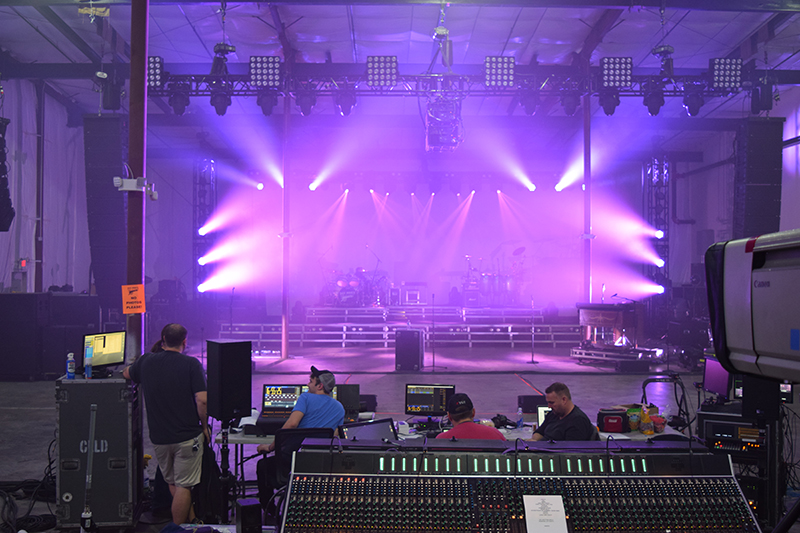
[
  {"xmin": 310, "ymin": 365, "xmax": 336, "ymax": 394},
  {"xmin": 447, "ymin": 393, "xmax": 473, "ymax": 416}
]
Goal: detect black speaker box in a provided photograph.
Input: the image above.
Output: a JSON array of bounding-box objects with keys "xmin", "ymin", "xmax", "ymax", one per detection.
[
  {"xmin": 56, "ymin": 378, "xmax": 143, "ymax": 528},
  {"xmin": 335, "ymin": 383, "xmax": 360, "ymax": 422},
  {"xmin": 83, "ymin": 115, "xmax": 128, "ymax": 310},
  {"xmin": 733, "ymin": 117, "xmax": 783, "ymax": 239},
  {"xmin": 517, "ymin": 394, "xmax": 548, "ymax": 413},
  {"xmin": 395, "ymin": 329, "xmax": 423, "ymax": 371},
  {"xmin": 360, "ymin": 394, "xmax": 378, "ymax": 412},
  {"xmin": 236, "ymin": 498, "xmax": 262, "ymax": 533},
  {"xmin": 207, "ymin": 340, "xmax": 252, "ymax": 421}
]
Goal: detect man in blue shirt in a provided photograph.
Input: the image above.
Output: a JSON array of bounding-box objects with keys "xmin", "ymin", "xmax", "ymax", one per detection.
[{"xmin": 256, "ymin": 366, "xmax": 344, "ymax": 512}]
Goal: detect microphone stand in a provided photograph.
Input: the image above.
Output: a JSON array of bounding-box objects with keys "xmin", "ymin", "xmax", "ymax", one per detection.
[{"xmin": 528, "ymin": 295, "xmax": 539, "ymax": 365}]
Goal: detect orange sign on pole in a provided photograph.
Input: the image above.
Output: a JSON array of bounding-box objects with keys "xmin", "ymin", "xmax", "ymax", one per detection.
[{"xmin": 122, "ymin": 284, "xmax": 146, "ymax": 314}]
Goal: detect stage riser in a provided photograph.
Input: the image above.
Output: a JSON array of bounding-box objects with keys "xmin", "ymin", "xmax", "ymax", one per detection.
[{"xmin": 219, "ymin": 323, "xmax": 580, "ymax": 351}]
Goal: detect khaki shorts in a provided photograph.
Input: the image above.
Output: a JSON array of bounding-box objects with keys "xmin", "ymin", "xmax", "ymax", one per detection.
[{"xmin": 154, "ymin": 433, "xmax": 204, "ymax": 488}]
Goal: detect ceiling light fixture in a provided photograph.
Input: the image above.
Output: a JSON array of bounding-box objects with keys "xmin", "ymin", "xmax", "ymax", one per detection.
[
  {"xmin": 366, "ymin": 56, "xmax": 398, "ymax": 88},
  {"xmin": 256, "ymin": 90, "xmax": 278, "ymax": 116},
  {"xmin": 146, "ymin": 56, "xmax": 164, "ymax": 88},
  {"xmin": 520, "ymin": 89, "xmax": 540, "ymax": 116},
  {"xmin": 682, "ymin": 83, "xmax": 705, "ymax": 117},
  {"xmin": 335, "ymin": 86, "xmax": 357, "ymax": 116},
  {"xmin": 560, "ymin": 92, "xmax": 580, "ymax": 116},
  {"xmin": 484, "ymin": 56, "xmax": 515, "ymax": 88},
  {"xmin": 249, "ymin": 56, "xmax": 282, "ymax": 88},
  {"xmin": 598, "ymin": 90, "xmax": 620, "ymax": 116},
  {"xmin": 643, "ymin": 81, "xmax": 665, "ymax": 116},
  {"xmin": 296, "ymin": 90, "xmax": 317, "ymax": 117},
  {"xmin": 168, "ymin": 82, "xmax": 191, "ymax": 116}
]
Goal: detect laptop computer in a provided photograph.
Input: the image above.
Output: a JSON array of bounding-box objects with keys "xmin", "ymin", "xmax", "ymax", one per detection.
[
  {"xmin": 255, "ymin": 384, "xmax": 303, "ymax": 435},
  {"xmin": 537, "ymin": 405, "xmax": 552, "ymax": 425},
  {"xmin": 339, "ymin": 418, "xmax": 399, "ymax": 443}
]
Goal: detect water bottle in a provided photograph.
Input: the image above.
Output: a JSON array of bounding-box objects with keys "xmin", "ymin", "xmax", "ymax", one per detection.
[
  {"xmin": 84, "ymin": 346, "xmax": 93, "ymax": 379},
  {"xmin": 66, "ymin": 353, "xmax": 75, "ymax": 379},
  {"xmin": 516, "ymin": 407, "xmax": 524, "ymax": 429}
]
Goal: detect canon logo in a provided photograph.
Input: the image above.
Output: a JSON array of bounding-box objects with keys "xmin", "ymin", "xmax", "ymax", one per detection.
[{"xmin": 753, "ymin": 280, "xmax": 771, "ymax": 288}]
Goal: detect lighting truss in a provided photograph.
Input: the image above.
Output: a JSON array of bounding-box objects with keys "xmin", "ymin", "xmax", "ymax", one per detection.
[
  {"xmin": 484, "ymin": 56, "xmax": 515, "ymax": 88},
  {"xmin": 249, "ymin": 56, "xmax": 282, "ymax": 88},
  {"xmin": 366, "ymin": 56, "xmax": 398, "ymax": 88},
  {"xmin": 147, "ymin": 56, "xmax": 164, "ymax": 89},
  {"xmin": 709, "ymin": 58, "xmax": 742, "ymax": 92}
]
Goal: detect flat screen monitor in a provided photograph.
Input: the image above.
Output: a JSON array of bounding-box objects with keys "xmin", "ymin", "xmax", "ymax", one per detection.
[
  {"xmin": 261, "ymin": 385, "xmax": 303, "ymax": 413},
  {"xmin": 404, "ymin": 384, "xmax": 455, "ymax": 416},
  {"xmin": 702, "ymin": 356, "xmax": 731, "ymax": 401},
  {"xmin": 82, "ymin": 331, "xmax": 126, "ymax": 372},
  {"xmin": 299, "ymin": 384, "xmax": 353, "ymax": 402},
  {"xmin": 339, "ymin": 418, "xmax": 399, "ymax": 441}
]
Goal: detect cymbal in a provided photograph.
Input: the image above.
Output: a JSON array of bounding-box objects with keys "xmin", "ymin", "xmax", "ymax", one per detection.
[{"xmin": 512, "ymin": 246, "xmax": 526, "ymax": 256}]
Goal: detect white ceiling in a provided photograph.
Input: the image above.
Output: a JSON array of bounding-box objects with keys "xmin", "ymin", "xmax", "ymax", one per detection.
[{"xmin": 0, "ymin": 2, "xmax": 798, "ymax": 159}]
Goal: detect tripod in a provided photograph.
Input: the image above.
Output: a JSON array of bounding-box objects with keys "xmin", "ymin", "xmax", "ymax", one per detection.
[{"xmin": 218, "ymin": 420, "xmax": 235, "ymax": 523}]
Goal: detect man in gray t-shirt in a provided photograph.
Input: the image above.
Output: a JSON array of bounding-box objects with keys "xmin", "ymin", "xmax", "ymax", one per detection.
[{"xmin": 124, "ymin": 323, "xmax": 209, "ymax": 524}]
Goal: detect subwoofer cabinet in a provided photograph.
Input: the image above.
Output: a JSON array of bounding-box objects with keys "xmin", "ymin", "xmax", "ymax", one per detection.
[
  {"xmin": 56, "ymin": 377, "xmax": 143, "ymax": 529},
  {"xmin": 395, "ymin": 329, "xmax": 424, "ymax": 371}
]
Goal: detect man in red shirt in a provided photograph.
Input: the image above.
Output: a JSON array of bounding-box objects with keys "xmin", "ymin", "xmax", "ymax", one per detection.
[{"xmin": 436, "ymin": 393, "xmax": 506, "ymax": 441}]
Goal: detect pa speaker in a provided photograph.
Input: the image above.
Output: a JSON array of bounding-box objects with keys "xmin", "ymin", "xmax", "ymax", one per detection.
[
  {"xmin": 236, "ymin": 498, "xmax": 262, "ymax": 533},
  {"xmin": 207, "ymin": 340, "xmax": 252, "ymax": 421},
  {"xmin": 395, "ymin": 329, "xmax": 423, "ymax": 371}
]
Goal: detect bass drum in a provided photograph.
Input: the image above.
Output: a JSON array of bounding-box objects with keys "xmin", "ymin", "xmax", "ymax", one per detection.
[{"xmin": 337, "ymin": 286, "xmax": 358, "ymax": 307}]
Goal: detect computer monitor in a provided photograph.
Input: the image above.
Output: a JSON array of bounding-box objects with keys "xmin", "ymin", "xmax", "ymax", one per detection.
[
  {"xmin": 339, "ymin": 418, "xmax": 399, "ymax": 442},
  {"xmin": 780, "ymin": 382, "xmax": 794, "ymax": 404},
  {"xmin": 82, "ymin": 331, "xmax": 126, "ymax": 375},
  {"xmin": 261, "ymin": 385, "xmax": 303, "ymax": 414},
  {"xmin": 404, "ymin": 384, "xmax": 455, "ymax": 416},
  {"xmin": 702, "ymin": 356, "xmax": 731, "ymax": 401}
]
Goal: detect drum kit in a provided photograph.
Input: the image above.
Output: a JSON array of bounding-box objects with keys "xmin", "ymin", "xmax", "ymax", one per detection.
[{"xmin": 322, "ymin": 267, "xmax": 390, "ymax": 307}]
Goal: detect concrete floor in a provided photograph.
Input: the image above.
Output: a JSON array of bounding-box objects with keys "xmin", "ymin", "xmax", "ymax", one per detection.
[{"xmin": 1, "ymin": 342, "xmax": 798, "ymax": 532}]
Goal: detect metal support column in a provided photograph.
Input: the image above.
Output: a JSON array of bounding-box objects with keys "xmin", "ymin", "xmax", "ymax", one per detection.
[{"xmin": 125, "ymin": 0, "xmax": 148, "ymax": 358}]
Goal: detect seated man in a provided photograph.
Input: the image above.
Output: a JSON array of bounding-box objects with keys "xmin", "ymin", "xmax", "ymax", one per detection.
[
  {"xmin": 436, "ymin": 393, "xmax": 506, "ymax": 441},
  {"xmin": 530, "ymin": 382, "xmax": 599, "ymax": 441},
  {"xmin": 256, "ymin": 366, "xmax": 345, "ymax": 510}
]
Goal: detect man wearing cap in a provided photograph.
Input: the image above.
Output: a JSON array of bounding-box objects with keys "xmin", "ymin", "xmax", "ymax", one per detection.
[
  {"xmin": 436, "ymin": 393, "xmax": 506, "ymax": 441},
  {"xmin": 530, "ymin": 382, "xmax": 598, "ymax": 441},
  {"xmin": 256, "ymin": 367, "xmax": 344, "ymax": 511}
]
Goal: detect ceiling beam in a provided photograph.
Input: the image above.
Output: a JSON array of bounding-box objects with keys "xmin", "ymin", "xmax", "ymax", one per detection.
[
  {"xmin": 7, "ymin": 0, "xmax": 800, "ymax": 13},
  {"xmin": 34, "ymin": 5, "xmax": 102, "ymax": 64}
]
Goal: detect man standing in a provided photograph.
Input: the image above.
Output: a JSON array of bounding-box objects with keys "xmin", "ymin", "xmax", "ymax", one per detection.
[
  {"xmin": 256, "ymin": 367, "xmax": 344, "ymax": 509},
  {"xmin": 123, "ymin": 324, "xmax": 208, "ymax": 525},
  {"xmin": 436, "ymin": 393, "xmax": 506, "ymax": 441},
  {"xmin": 530, "ymin": 382, "xmax": 598, "ymax": 441}
]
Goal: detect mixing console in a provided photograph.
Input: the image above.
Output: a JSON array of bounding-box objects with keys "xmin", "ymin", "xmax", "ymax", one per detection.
[{"xmin": 282, "ymin": 450, "xmax": 761, "ymax": 533}]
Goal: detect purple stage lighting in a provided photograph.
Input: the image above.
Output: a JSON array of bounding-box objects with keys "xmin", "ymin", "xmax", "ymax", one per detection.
[
  {"xmin": 256, "ymin": 182, "xmax": 264, "ymax": 191},
  {"xmin": 654, "ymin": 229, "xmax": 664, "ymax": 239},
  {"xmin": 656, "ymin": 285, "xmax": 665, "ymax": 294},
  {"xmin": 654, "ymin": 258, "xmax": 665, "ymax": 268}
]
